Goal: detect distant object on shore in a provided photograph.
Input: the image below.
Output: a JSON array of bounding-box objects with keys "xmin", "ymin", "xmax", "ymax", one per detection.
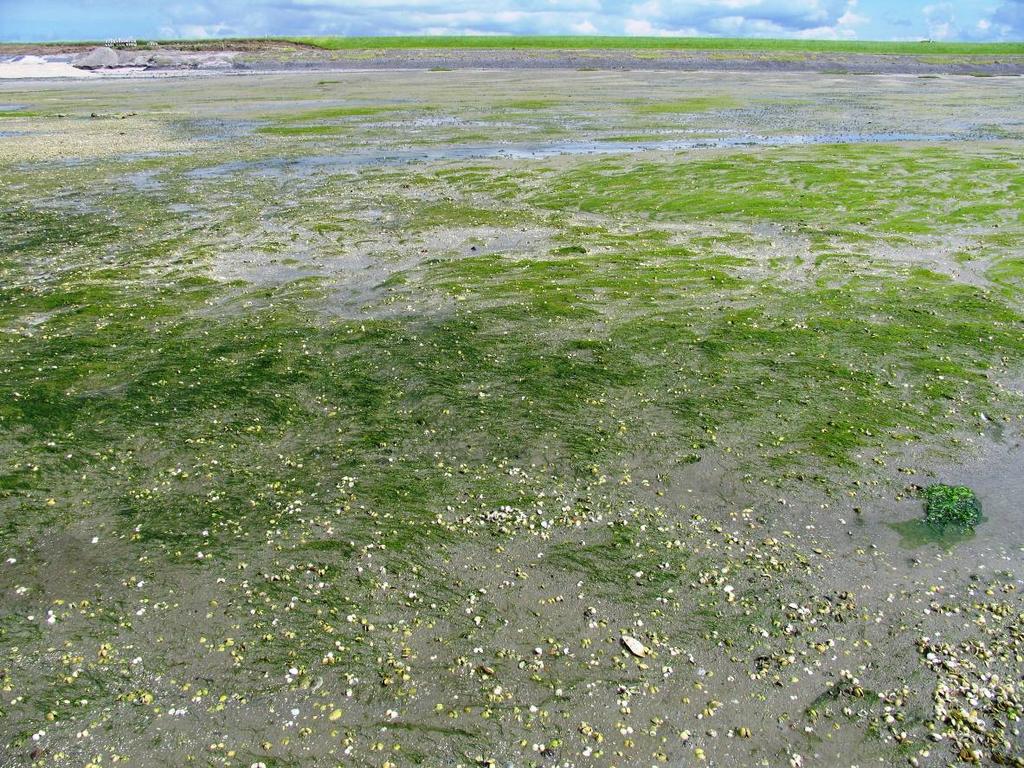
[
  {"xmin": 0, "ymin": 37, "xmax": 1022, "ymax": 79},
  {"xmin": 0, "ymin": 55, "xmax": 96, "ymax": 79},
  {"xmin": 74, "ymin": 46, "xmax": 120, "ymax": 69}
]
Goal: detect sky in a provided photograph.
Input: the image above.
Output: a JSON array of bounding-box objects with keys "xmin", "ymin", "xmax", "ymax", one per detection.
[{"xmin": 0, "ymin": 0, "xmax": 1021, "ymax": 43}]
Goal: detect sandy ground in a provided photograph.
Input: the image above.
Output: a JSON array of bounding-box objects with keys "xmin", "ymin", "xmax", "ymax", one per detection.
[{"xmin": 0, "ymin": 56, "xmax": 96, "ymax": 79}]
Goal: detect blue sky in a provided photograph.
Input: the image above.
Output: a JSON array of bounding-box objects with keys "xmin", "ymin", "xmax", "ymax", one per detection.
[{"xmin": 0, "ymin": 1, "xmax": 1021, "ymax": 42}]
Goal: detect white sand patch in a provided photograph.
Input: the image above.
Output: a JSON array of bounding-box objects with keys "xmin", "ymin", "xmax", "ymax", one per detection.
[{"xmin": 0, "ymin": 56, "xmax": 97, "ymax": 79}]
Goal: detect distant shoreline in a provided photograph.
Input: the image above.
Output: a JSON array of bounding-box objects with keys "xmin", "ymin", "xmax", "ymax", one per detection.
[{"xmin": 2, "ymin": 38, "xmax": 1024, "ymax": 77}]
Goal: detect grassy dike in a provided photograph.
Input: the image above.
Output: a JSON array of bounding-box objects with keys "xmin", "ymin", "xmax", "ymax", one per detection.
[{"xmin": 286, "ymin": 35, "xmax": 1024, "ymax": 56}]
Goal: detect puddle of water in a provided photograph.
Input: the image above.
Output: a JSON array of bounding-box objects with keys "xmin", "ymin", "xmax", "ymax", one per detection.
[
  {"xmin": 188, "ymin": 132, "xmax": 967, "ymax": 179},
  {"xmin": 190, "ymin": 118, "xmax": 266, "ymax": 141},
  {"xmin": 888, "ymin": 518, "xmax": 981, "ymax": 549},
  {"xmin": 888, "ymin": 442, "xmax": 1022, "ymax": 551},
  {"xmin": 122, "ymin": 170, "xmax": 163, "ymax": 191}
]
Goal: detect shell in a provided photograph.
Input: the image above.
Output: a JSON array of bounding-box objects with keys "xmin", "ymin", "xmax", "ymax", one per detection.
[{"xmin": 621, "ymin": 635, "xmax": 648, "ymax": 658}]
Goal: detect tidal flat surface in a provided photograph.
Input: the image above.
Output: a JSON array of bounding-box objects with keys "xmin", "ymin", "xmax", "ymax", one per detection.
[{"xmin": 1, "ymin": 70, "xmax": 1023, "ymax": 768}]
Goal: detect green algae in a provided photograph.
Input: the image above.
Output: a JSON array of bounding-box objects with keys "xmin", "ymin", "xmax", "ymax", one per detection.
[
  {"xmin": 922, "ymin": 484, "xmax": 982, "ymax": 529},
  {"xmin": 257, "ymin": 124, "xmax": 346, "ymax": 136},
  {"xmin": 631, "ymin": 97, "xmax": 740, "ymax": 114}
]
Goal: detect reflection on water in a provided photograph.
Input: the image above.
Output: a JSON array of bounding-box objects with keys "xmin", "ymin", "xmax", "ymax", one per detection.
[{"xmin": 888, "ymin": 518, "xmax": 982, "ymax": 549}]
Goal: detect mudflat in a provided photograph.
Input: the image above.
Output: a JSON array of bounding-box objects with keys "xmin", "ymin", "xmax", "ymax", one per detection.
[{"xmin": 1, "ymin": 66, "xmax": 1023, "ymax": 768}]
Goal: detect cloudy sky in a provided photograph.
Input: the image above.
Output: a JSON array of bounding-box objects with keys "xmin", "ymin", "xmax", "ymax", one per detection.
[{"xmin": 0, "ymin": 0, "xmax": 1021, "ymax": 43}]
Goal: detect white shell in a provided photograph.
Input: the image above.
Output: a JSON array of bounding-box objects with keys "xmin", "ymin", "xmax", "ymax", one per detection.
[{"xmin": 621, "ymin": 635, "xmax": 648, "ymax": 658}]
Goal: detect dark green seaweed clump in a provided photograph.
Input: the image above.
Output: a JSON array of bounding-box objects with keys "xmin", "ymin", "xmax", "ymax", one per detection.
[{"xmin": 922, "ymin": 484, "xmax": 982, "ymax": 529}]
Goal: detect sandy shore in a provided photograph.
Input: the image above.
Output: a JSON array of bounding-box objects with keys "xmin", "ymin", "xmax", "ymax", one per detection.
[{"xmin": 0, "ymin": 55, "xmax": 97, "ymax": 79}]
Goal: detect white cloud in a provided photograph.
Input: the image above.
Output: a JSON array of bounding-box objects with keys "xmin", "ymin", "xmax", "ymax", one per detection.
[
  {"xmin": 624, "ymin": 18, "xmax": 655, "ymax": 34},
  {"xmin": 794, "ymin": 25, "xmax": 840, "ymax": 38},
  {"xmin": 990, "ymin": 0, "xmax": 1024, "ymax": 39},
  {"xmin": 618, "ymin": 0, "xmax": 866, "ymax": 38},
  {"xmin": 623, "ymin": 16, "xmax": 701, "ymax": 36},
  {"xmin": 14, "ymin": 0, "xmax": 1002, "ymax": 43},
  {"xmin": 630, "ymin": 0, "xmax": 662, "ymax": 18},
  {"xmin": 838, "ymin": 10, "xmax": 868, "ymax": 27},
  {"xmin": 922, "ymin": 2, "xmax": 955, "ymax": 40},
  {"xmin": 717, "ymin": 0, "xmax": 765, "ymax": 9},
  {"xmin": 571, "ymin": 19, "xmax": 599, "ymax": 33}
]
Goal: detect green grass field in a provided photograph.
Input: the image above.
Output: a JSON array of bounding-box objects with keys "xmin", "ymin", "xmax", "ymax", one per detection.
[
  {"xmin": 9, "ymin": 35, "xmax": 1023, "ymax": 57},
  {"xmin": 286, "ymin": 35, "xmax": 1024, "ymax": 55}
]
